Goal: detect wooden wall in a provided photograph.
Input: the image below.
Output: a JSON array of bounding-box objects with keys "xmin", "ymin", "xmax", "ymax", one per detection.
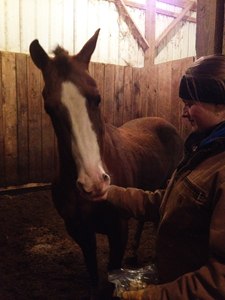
[{"xmin": 0, "ymin": 51, "xmax": 193, "ymax": 188}]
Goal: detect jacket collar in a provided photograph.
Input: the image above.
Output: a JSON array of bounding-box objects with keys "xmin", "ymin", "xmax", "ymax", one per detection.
[
  {"xmin": 177, "ymin": 121, "xmax": 225, "ymax": 174},
  {"xmin": 185, "ymin": 121, "xmax": 225, "ymax": 154}
]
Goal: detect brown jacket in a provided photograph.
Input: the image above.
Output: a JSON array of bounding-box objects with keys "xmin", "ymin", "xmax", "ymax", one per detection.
[{"xmin": 107, "ymin": 124, "xmax": 225, "ymax": 299}]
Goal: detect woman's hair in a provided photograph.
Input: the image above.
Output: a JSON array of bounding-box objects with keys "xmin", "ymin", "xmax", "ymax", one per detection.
[{"xmin": 179, "ymin": 54, "xmax": 225, "ymax": 104}]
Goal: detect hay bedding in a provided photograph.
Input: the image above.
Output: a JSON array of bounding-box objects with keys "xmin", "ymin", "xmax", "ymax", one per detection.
[{"xmin": 0, "ymin": 189, "xmax": 155, "ymax": 299}]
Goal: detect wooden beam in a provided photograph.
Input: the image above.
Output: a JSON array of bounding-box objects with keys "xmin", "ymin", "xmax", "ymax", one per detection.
[
  {"xmin": 156, "ymin": 7, "xmax": 196, "ymax": 23},
  {"xmin": 196, "ymin": 0, "xmax": 224, "ymax": 57},
  {"xmin": 0, "ymin": 182, "xmax": 51, "ymax": 195},
  {"xmin": 144, "ymin": 0, "xmax": 156, "ymax": 67},
  {"xmin": 124, "ymin": 0, "xmax": 146, "ymax": 10},
  {"xmin": 159, "ymin": 0, "xmax": 196, "ymax": 10},
  {"xmin": 114, "ymin": 0, "xmax": 150, "ymax": 52},
  {"xmin": 155, "ymin": 1, "xmax": 195, "ymax": 49}
]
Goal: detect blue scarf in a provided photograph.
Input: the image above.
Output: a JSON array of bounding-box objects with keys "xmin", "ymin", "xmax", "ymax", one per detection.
[{"xmin": 199, "ymin": 123, "xmax": 225, "ymax": 148}]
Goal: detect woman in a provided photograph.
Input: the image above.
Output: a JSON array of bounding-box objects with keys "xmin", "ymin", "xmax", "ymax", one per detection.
[{"xmin": 91, "ymin": 55, "xmax": 225, "ymax": 299}]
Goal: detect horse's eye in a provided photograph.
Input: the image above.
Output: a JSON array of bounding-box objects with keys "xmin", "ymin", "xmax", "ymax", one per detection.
[
  {"xmin": 95, "ymin": 95, "xmax": 101, "ymax": 106},
  {"xmin": 87, "ymin": 95, "xmax": 101, "ymax": 107}
]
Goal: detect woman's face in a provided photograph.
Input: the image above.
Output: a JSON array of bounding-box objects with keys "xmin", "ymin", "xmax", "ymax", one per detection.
[{"xmin": 182, "ymin": 100, "xmax": 224, "ymax": 132}]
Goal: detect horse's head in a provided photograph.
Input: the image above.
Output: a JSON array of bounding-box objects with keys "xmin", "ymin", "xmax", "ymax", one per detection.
[{"xmin": 29, "ymin": 29, "xmax": 110, "ymax": 198}]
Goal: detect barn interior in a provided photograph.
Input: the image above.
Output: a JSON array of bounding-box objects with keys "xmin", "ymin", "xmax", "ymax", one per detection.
[{"xmin": 0, "ymin": 1, "xmax": 224, "ymax": 299}]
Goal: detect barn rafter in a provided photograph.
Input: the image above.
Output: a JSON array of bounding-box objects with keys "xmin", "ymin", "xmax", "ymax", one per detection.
[
  {"xmin": 113, "ymin": 0, "xmax": 150, "ymax": 52},
  {"xmin": 113, "ymin": 0, "xmax": 196, "ymax": 54},
  {"xmin": 155, "ymin": 1, "xmax": 196, "ymax": 49}
]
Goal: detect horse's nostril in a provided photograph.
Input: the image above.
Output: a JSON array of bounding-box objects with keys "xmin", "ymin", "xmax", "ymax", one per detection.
[
  {"xmin": 102, "ymin": 173, "xmax": 110, "ymax": 182},
  {"xmin": 77, "ymin": 180, "xmax": 85, "ymax": 192}
]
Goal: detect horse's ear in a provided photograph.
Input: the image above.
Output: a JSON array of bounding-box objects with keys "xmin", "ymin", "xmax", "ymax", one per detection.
[
  {"xmin": 75, "ymin": 28, "xmax": 100, "ymax": 68},
  {"xmin": 29, "ymin": 39, "xmax": 49, "ymax": 70}
]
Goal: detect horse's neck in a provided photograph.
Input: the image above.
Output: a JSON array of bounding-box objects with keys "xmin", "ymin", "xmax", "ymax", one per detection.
[
  {"xmin": 57, "ymin": 141, "xmax": 77, "ymax": 180},
  {"xmin": 103, "ymin": 124, "xmax": 124, "ymax": 165}
]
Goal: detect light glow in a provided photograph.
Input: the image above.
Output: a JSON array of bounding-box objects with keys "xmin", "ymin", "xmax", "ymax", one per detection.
[{"xmin": 130, "ymin": 0, "xmax": 146, "ymax": 4}]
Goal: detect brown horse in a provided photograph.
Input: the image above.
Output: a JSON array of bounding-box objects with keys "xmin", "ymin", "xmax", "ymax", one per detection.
[{"xmin": 29, "ymin": 29, "xmax": 183, "ymax": 290}]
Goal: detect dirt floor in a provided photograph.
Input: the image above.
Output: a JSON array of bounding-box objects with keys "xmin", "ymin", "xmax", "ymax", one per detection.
[{"xmin": 0, "ymin": 189, "xmax": 156, "ymax": 300}]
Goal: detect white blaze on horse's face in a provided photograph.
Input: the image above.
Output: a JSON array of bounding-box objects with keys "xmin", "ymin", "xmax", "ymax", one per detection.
[{"xmin": 61, "ymin": 81, "xmax": 110, "ymax": 195}]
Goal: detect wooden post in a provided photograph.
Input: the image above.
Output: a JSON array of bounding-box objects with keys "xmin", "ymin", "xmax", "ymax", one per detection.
[
  {"xmin": 196, "ymin": 0, "xmax": 224, "ymax": 57},
  {"xmin": 144, "ymin": 0, "xmax": 156, "ymax": 67}
]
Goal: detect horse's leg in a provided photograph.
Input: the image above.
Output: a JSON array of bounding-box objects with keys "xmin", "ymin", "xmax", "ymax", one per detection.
[
  {"xmin": 52, "ymin": 184, "xmax": 99, "ymax": 289},
  {"xmin": 107, "ymin": 217, "xmax": 128, "ymax": 270},
  {"xmin": 64, "ymin": 220, "xmax": 99, "ymax": 287},
  {"xmin": 126, "ymin": 219, "xmax": 144, "ymax": 266}
]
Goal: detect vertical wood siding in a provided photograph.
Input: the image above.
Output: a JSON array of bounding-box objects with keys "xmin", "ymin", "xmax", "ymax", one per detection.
[{"xmin": 0, "ymin": 51, "xmax": 193, "ymax": 187}]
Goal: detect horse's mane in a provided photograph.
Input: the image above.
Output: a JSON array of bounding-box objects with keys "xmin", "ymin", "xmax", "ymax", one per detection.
[
  {"xmin": 53, "ymin": 46, "xmax": 69, "ymax": 57},
  {"xmin": 53, "ymin": 46, "xmax": 71, "ymax": 77}
]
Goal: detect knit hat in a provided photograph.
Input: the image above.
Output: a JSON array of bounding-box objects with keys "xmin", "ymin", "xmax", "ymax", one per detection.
[{"xmin": 179, "ymin": 75, "xmax": 225, "ymax": 104}]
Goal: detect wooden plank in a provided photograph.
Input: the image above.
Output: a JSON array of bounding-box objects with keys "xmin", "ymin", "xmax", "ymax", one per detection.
[
  {"xmin": 93, "ymin": 62, "xmax": 105, "ymax": 113},
  {"xmin": 103, "ymin": 64, "xmax": 115, "ymax": 124},
  {"xmin": 88, "ymin": 62, "xmax": 95, "ymax": 78},
  {"xmin": 41, "ymin": 76, "xmax": 55, "ymax": 182},
  {"xmin": 16, "ymin": 53, "xmax": 29, "ymax": 184},
  {"xmin": 1, "ymin": 52, "xmax": 18, "ymax": 185},
  {"xmin": 170, "ymin": 59, "xmax": 183, "ymax": 132},
  {"xmin": 170, "ymin": 57, "xmax": 193, "ymax": 135},
  {"xmin": 132, "ymin": 68, "xmax": 141, "ymax": 119},
  {"xmin": 156, "ymin": 61, "xmax": 172, "ymax": 121},
  {"xmin": 27, "ymin": 56, "xmax": 42, "ymax": 182},
  {"xmin": 0, "ymin": 52, "xmax": 5, "ymax": 186},
  {"xmin": 123, "ymin": 66, "xmax": 133, "ymax": 123},
  {"xmin": 178, "ymin": 57, "xmax": 194, "ymax": 139},
  {"xmin": 114, "ymin": 65, "xmax": 124, "ymax": 127},
  {"xmin": 0, "ymin": 182, "xmax": 51, "ymax": 196},
  {"xmin": 142, "ymin": 66, "xmax": 157, "ymax": 117}
]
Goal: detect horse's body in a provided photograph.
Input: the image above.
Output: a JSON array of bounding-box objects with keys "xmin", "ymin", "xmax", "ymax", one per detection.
[{"xmin": 29, "ymin": 29, "xmax": 183, "ymax": 290}]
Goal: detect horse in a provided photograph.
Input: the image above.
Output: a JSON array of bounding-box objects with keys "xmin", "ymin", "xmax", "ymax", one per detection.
[{"xmin": 29, "ymin": 29, "xmax": 183, "ymax": 292}]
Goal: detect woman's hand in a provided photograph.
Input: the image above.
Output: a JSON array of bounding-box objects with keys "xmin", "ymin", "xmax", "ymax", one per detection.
[{"xmin": 80, "ymin": 185, "xmax": 110, "ymax": 201}]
